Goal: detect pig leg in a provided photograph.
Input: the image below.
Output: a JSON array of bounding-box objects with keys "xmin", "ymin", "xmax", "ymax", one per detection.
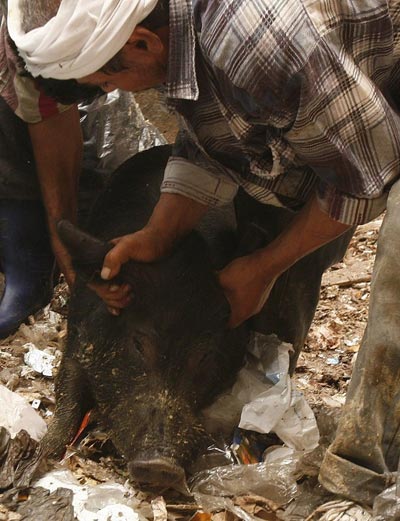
[{"xmin": 41, "ymin": 357, "xmax": 93, "ymax": 458}]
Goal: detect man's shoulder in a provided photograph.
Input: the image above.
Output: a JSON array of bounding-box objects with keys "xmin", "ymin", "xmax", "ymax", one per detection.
[
  {"xmin": 197, "ymin": 0, "xmax": 393, "ymax": 103},
  {"xmin": 197, "ymin": 0, "xmax": 313, "ymax": 94}
]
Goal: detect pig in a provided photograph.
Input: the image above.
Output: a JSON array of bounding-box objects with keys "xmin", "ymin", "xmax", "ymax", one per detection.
[{"xmin": 40, "ymin": 145, "xmax": 249, "ymax": 490}]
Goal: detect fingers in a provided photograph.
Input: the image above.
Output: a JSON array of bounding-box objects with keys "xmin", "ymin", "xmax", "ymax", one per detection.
[
  {"xmin": 88, "ymin": 282, "xmax": 132, "ymax": 315},
  {"xmin": 101, "ymin": 240, "xmax": 133, "ymax": 281}
]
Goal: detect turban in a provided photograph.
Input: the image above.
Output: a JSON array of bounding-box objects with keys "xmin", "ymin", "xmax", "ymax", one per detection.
[{"xmin": 7, "ymin": 0, "xmax": 158, "ymax": 79}]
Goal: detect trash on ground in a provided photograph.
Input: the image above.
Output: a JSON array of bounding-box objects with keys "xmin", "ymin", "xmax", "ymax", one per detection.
[
  {"xmin": 0, "ymin": 385, "xmax": 47, "ymax": 440},
  {"xmin": 1, "ymin": 486, "xmax": 75, "ymax": 521},
  {"xmin": 0, "ymin": 428, "xmax": 43, "ymax": 491},
  {"xmin": 373, "ymin": 464, "xmax": 400, "ymax": 520},
  {"xmin": 190, "ymin": 448, "xmax": 301, "ymax": 519},
  {"xmin": 34, "ymin": 468, "xmax": 147, "ymax": 521},
  {"xmin": 202, "ymin": 334, "xmax": 319, "ymax": 452},
  {"xmin": 23, "ymin": 343, "xmax": 56, "ymax": 377}
]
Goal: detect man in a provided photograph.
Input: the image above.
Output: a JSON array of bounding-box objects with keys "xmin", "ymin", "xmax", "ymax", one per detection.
[
  {"xmin": 0, "ymin": 0, "xmax": 84, "ymax": 336},
  {"xmin": 9, "ymin": 0, "xmax": 400, "ymax": 514},
  {"xmin": 0, "ymin": 1, "xmax": 143, "ymax": 337}
]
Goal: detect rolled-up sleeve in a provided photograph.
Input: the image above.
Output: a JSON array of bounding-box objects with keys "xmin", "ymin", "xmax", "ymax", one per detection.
[
  {"xmin": 162, "ymin": 156, "xmax": 238, "ymax": 206},
  {"xmin": 316, "ymin": 180, "xmax": 389, "ymax": 225},
  {"xmin": 161, "ymin": 128, "xmax": 239, "ymax": 206}
]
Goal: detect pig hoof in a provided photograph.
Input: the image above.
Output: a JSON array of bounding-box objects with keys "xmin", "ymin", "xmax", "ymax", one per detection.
[{"xmin": 128, "ymin": 457, "xmax": 185, "ymax": 488}]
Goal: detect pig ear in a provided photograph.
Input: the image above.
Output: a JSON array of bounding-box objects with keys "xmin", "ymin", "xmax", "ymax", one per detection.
[{"xmin": 57, "ymin": 220, "xmax": 113, "ymax": 279}]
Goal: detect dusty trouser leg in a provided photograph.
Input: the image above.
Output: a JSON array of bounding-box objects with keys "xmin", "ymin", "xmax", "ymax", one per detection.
[
  {"xmin": 319, "ymin": 180, "xmax": 400, "ymax": 506},
  {"xmin": 234, "ymin": 190, "xmax": 354, "ymax": 374}
]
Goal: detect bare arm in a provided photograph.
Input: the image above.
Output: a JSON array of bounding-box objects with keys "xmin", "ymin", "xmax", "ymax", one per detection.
[
  {"xmin": 101, "ymin": 192, "xmax": 208, "ymax": 280},
  {"xmin": 93, "ymin": 193, "xmax": 208, "ymax": 313},
  {"xmin": 28, "ymin": 105, "xmax": 83, "ymax": 286},
  {"xmin": 219, "ymin": 192, "xmax": 351, "ymax": 327}
]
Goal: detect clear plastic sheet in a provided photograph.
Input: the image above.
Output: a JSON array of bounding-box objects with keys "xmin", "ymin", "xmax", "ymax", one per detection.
[
  {"xmin": 80, "ymin": 90, "xmax": 167, "ymax": 176},
  {"xmin": 190, "ymin": 449, "xmax": 301, "ymax": 519},
  {"xmin": 373, "ymin": 460, "xmax": 400, "ymax": 520}
]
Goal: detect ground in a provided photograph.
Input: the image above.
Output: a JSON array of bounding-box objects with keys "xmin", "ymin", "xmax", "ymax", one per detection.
[{"xmin": 0, "ymin": 91, "xmax": 383, "ymax": 520}]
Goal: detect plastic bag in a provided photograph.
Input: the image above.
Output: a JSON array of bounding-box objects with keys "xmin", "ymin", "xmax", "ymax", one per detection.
[
  {"xmin": 190, "ymin": 448, "xmax": 301, "ymax": 518},
  {"xmin": 201, "ymin": 334, "xmax": 319, "ymax": 451},
  {"xmin": 23, "ymin": 343, "xmax": 56, "ymax": 377},
  {"xmin": 0, "ymin": 385, "xmax": 47, "ymax": 440},
  {"xmin": 373, "ymin": 459, "xmax": 400, "ymax": 520}
]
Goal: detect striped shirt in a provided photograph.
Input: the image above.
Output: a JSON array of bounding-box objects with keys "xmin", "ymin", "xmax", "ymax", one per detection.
[
  {"xmin": 161, "ymin": 0, "xmax": 400, "ymax": 224},
  {"xmin": 0, "ymin": 3, "xmax": 69, "ymax": 123}
]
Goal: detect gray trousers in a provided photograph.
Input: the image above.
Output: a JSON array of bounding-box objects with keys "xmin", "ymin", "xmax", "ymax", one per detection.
[{"xmin": 319, "ymin": 179, "xmax": 400, "ymax": 506}]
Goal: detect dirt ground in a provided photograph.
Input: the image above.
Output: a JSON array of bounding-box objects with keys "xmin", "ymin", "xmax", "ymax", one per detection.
[{"xmin": 0, "ymin": 92, "xmax": 383, "ymax": 520}]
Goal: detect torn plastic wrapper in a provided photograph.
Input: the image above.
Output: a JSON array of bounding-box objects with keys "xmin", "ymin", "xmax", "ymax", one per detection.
[
  {"xmin": 35, "ymin": 469, "xmax": 147, "ymax": 521},
  {"xmin": 190, "ymin": 449, "xmax": 301, "ymax": 520},
  {"xmin": 80, "ymin": 90, "xmax": 167, "ymax": 176},
  {"xmin": 0, "ymin": 385, "xmax": 47, "ymax": 440},
  {"xmin": 373, "ymin": 458, "xmax": 400, "ymax": 520},
  {"xmin": 201, "ymin": 334, "xmax": 319, "ymax": 452}
]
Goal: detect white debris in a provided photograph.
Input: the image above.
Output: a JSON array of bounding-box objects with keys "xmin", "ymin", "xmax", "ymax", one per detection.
[
  {"xmin": 35, "ymin": 469, "xmax": 145, "ymax": 521},
  {"xmin": 0, "ymin": 384, "xmax": 47, "ymax": 440},
  {"xmin": 23, "ymin": 343, "xmax": 56, "ymax": 377},
  {"xmin": 202, "ymin": 334, "xmax": 319, "ymax": 452}
]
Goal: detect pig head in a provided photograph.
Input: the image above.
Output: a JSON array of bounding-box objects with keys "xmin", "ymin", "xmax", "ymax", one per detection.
[{"xmin": 41, "ymin": 146, "xmax": 248, "ymax": 491}]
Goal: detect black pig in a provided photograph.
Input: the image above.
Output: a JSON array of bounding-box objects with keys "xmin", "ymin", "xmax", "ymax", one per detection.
[{"xmin": 41, "ymin": 145, "xmax": 248, "ymax": 490}]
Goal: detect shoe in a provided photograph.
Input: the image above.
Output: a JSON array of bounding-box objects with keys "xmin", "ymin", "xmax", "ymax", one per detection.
[
  {"xmin": 0, "ymin": 199, "xmax": 54, "ymax": 338},
  {"xmin": 306, "ymin": 499, "xmax": 373, "ymax": 521}
]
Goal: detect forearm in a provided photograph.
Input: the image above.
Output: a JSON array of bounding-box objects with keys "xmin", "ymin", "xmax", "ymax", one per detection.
[
  {"xmin": 219, "ymin": 192, "xmax": 352, "ymax": 327},
  {"xmin": 145, "ymin": 192, "xmax": 209, "ymax": 252},
  {"xmin": 28, "ymin": 105, "xmax": 83, "ymax": 284},
  {"xmin": 255, "ymin": 192, "xmax": 351, "ymax": 279}
]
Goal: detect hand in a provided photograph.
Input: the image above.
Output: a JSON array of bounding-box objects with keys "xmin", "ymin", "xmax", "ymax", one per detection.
[
  {"xmin": 90, "ymin": 227, "xmax": 171, "ymax": 315},
  {"xmin": 218, "ymin": 253, "xmax": 277, "ymax": 328}
]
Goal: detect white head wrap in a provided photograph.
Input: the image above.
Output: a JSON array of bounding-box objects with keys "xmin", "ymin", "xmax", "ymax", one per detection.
[{"xmin": 7, "ymin": 0, "xmax": 158, "ymax": 79}]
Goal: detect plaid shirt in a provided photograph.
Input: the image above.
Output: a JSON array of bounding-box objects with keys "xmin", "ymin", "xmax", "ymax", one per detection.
[{"xmin": 161, "ymin": 0, "xmax": 400, "ymax": 224}]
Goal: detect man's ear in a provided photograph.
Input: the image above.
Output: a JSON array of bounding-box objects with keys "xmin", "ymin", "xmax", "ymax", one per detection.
[{"xmin": 125, "ymin": 25, "xmax": 164, "ymax": 54}]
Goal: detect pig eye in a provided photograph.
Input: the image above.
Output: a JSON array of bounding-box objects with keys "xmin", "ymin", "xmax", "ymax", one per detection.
[{"xmin": 135, "ymin": 339, "xmax": 145, "ymax": 355}]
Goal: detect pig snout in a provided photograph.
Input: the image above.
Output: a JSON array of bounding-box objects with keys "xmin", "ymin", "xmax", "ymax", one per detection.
[{"xmin": 128, "ymin": 456, "xmax": 185, "ymax": 488}]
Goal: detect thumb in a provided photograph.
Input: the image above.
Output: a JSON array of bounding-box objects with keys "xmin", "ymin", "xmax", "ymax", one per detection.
[{"xmin": 101, "ymin": 241, "xmax": 131, "ymax": 280}]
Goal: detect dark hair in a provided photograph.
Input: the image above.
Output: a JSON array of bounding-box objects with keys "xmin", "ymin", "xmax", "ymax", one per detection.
[
  {"xmin": 34, "ymin": 76, "xmax": 104, "ymax": 105},
  {"xmin": 140, "ymin": 0, "xmax": 169, "ymax": 30},
  {"xmin": 100, "ymin": 0, "xmax": 169, "ymax": 75}
]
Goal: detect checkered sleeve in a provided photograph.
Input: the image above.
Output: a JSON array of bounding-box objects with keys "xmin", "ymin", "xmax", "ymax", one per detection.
[
  {"xmin": 283, "ymin": 27, "xmax": 400, "ymax": 224},
  {"xmin": 161, "ymin": 128, "xmax": 239, "ymax": 207}
]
